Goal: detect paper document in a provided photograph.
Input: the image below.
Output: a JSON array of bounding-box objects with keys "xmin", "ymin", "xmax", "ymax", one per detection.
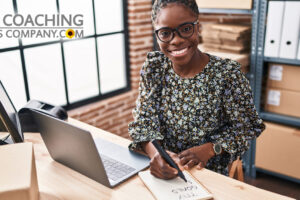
[{"xmin": 139, "ymin": 170, "xmax": 213, "ymax": 200}]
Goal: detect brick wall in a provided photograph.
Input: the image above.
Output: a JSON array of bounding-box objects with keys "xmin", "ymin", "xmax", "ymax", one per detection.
[
  {"xmin": 68, "ymin": 3, "xmax": 252, "ymax": 139},
  {"xmin": 68, "ymin": 0, "xmax": 153, "ymax": 139}
]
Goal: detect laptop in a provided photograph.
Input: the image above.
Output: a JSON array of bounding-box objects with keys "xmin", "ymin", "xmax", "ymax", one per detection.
[
  {"xmin": 31, "ymin": 110, "xmax": 150, "ymax": 188},
  {"xmin": 0, "ymin": 81, "xmax": 24, "ymax": 144}
]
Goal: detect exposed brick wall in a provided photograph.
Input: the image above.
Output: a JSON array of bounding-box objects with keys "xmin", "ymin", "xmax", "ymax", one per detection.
[
  {"xmin": 68, "ymin": 3, "xmax": 252, "ymax": 139},
  {"xmin": 68, "ymin": 0, "xmax": 153, "ymax": 139}
]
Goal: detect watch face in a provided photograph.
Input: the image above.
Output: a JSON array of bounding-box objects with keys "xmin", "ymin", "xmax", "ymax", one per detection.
[{"xmin": 214, "ymin": 143, "xmax": 222, "ymax": 155}]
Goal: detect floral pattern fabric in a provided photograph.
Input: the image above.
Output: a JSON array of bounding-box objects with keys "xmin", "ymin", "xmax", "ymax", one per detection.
[{"xmin": 128, "ymin": 51, "xmax": 265, "ymax": 175}]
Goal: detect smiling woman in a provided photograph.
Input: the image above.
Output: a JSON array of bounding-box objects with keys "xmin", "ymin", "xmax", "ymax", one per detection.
[
  {"xmin": 152, "ymin": 1, "xmax": 206, "ymax": 77},
  {"xmin": 128, "ymin": 0, "xmax": 265, "ymax": 180}
]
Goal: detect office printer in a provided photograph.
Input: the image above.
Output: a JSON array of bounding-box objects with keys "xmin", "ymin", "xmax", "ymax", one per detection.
[{"xmin": 18, "ymin": 100, "xmax": 68, "ymax": 132}]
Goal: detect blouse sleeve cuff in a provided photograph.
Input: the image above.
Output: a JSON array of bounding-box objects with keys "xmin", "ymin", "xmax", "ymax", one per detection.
[
  {"xmin": 217, "ymin": 139, "xmax": 242, "ymax": 163},
  {"xmin": 129, "ymin": 133, "xmax": 164, "ymax": 152}
]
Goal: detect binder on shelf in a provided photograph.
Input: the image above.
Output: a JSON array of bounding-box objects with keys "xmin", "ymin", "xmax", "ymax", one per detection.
[
  {"xmin": 279, "ymin": 1, "xmax": 300, "ymax": 59},
  {"xmin": 264, "ymin": 1, "xmax": 285, "ymax": 58}
]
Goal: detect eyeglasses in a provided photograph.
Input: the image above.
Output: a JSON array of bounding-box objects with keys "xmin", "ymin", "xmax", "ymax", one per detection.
[{"xmin": 155, "ymin": 21, "xmax": 198, "ymax": 43}]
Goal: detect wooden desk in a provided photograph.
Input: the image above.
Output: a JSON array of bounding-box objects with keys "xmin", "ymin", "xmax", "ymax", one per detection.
[{"xmin": 24, "ymin": 118, "xmax": 294, "ymax": 200}]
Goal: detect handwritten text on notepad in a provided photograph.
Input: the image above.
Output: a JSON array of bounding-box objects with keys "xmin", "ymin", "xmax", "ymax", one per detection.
[
  {"xmin": 172, "ymin": 180, "xmax": 202, "ymax": 200},
  {"xmin": 139, "ymin": 170, "xmax": 212, "ymax": 200}
]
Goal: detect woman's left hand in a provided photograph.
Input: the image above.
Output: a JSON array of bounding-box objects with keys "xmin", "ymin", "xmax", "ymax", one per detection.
[{"xmin": 178, "ymin": 143, "xmax": 215, "ymax": 170}]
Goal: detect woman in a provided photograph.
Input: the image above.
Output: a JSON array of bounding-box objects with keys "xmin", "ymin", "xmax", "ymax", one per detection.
[{"xmin": 128, "ymin": 0, "xmax": 265, "ymax": 180}]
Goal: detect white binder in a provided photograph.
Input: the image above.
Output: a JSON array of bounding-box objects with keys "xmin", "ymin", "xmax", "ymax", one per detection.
[
  {"xmin": 264, "ymin": 1, "xmax": 285, "ymax": 57},
  {"xmin": 279, "ymin": 1, "xmax": 300, "ymax": 59}
]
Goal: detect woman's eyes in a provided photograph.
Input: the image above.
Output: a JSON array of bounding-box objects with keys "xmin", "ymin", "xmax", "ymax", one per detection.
[
  {"xmin": 181, "ymin": 25, "xmax": 192, "ymax": 32},
  {"xmin": 159, "ymin": 30, "xmax": 171, "ymax": 37}
]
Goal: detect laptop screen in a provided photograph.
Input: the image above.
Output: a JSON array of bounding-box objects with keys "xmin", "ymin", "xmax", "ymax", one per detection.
[{"xmin": 0, "ymin": 81, "xmax": 23, "ymax": 143}]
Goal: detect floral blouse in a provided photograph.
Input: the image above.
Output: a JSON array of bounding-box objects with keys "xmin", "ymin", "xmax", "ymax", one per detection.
[{"xmin": 128, "ymin": 51, "xmax": 265, "ymax": 175}]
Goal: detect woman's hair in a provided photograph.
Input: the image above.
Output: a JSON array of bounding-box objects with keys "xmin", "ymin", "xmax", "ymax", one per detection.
[{"xmin": 152, "ymin": 0, "xmax": 199, "ymax": 22}]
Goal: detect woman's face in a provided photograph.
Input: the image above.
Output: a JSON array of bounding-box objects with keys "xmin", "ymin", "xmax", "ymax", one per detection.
[{"xmin": 154, "ymin": 4, "xmax": 199, "ymax": 67}]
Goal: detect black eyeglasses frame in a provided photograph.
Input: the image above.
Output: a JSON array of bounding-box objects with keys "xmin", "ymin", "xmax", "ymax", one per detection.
[{"xmin": 154, "ymin": 20, "xmax": 199, "ymax": 43}]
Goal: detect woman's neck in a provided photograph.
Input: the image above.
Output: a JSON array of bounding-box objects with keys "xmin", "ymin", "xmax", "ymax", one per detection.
[{"xmin": 172, "ymin": 50, "xmax": 209, "ymax": 78}]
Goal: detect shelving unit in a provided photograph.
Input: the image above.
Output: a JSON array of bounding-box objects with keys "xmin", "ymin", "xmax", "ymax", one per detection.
[
  {"xmin": 263, "ymin": 57, "xmax": 300, "ymax": 65},
  {"xmin": 252, "ymin": 0, "xmax": 300, "ymax": 183},
  {"xmin": 254, "ymin": 0, "xmax": 300, "ymax": 113},
  {"xmin": 260, "ymin": 112, "xmax": 300, "ymax": 127}
]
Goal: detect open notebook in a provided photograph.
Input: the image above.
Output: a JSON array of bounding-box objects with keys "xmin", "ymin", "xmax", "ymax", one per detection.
[{"xmin": 139, "ymin": 170, "xmax": 213, "ymax": 200}]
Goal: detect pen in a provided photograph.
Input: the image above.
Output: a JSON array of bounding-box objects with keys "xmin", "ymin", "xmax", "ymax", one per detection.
[{"xmin": 151, "ymin": 139, "xmax": 187, "ymax": 182}]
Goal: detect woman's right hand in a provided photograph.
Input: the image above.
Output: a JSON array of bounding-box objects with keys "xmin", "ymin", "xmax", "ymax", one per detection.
[{"xmin": 149, "ymin": 150, "xmax": 182, "ymax": 180}]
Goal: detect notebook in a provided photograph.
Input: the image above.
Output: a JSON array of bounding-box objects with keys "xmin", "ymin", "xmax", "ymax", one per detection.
[{"xmin": 139, "ymin": 170, "xmax": 213, "ymax": 200}]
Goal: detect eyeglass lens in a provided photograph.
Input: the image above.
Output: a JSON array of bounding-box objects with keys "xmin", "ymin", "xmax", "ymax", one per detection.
[{"xmin": 157, "ymin": 23, "xmax": 195, "ymax": 42}]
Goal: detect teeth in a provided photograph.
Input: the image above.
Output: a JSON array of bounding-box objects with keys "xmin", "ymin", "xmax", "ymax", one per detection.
[{"xmin": 171, "ymin": 48, "xmax": 188, "ymax": 55}]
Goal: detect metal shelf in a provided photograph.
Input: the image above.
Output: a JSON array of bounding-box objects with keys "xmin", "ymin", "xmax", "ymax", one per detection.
[
  {"xmin": 256, "ymin": 168, "xmax": 300, "ymax": 184},
  {"xmin": 260, "ymin": 112, "xmax": 300, "ymax": 128},
  {"xmin": 198, "ymin": 8, "xmax": 253, "ymax": 15},
  {"xmin": 264, "ymin": 57, "xmax": 300, "ymax": 65}
]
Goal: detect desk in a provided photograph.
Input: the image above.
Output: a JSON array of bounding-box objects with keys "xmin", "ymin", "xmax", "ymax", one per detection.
[{"xmin": 24, "ymin": 118, "xmax": 294, "ymax": 200}]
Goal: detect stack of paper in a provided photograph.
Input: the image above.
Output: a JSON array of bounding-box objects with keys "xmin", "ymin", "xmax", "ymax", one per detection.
[{"xmin": 201, "ymin": 23, "xmax": 251, "ymax": 54}]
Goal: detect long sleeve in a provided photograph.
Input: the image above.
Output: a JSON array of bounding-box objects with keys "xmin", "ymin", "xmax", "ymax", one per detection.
[
  {"xmin": 128, "ymin": 52, "xmax": 166, "ymax": 151},
  {"xmin": 209, "ymin": 63, "xmax": 265, "ymax": 162}
]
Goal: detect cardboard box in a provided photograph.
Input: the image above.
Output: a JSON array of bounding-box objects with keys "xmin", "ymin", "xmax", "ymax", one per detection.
[
  {"xmin": 202, "ymin": 37, "xmax": 250, "ymax": 47},
  {"xmin": 201, "ymin": 24, "xmax": 251, "ymax": 53},
  {"xmin": 256, "ymin": 122, "xmax": 300, "ymax": 179},
  {"xmin": 202, "ymin": 24, "xmax": 251, "ymax": 35},
  {"xmin": 203, "ymin": 43, "xmax": 249, "ymax": 53},
  {"xmin": 267, "ymin": 63, "xmax": 300, "ymax": 92},
  {"xmin": 0, "ymin": 143, "xmax": 39, "ymax": 200},
  {"xmin": 202, "ymin": 24, "xmax": 251, "ymax": 41},
  {"xmin": 265, "ymin": 88, "xmax": 300, "ymax": 118},
  {"xmin": 196, "ymin": 0, "xmax": 252, "ymax": 10}
]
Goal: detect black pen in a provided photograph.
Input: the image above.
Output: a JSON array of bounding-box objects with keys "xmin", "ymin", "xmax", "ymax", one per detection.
[{"xmin": 151, "ymin": 139, "xmax": 187, "ymax": 182}]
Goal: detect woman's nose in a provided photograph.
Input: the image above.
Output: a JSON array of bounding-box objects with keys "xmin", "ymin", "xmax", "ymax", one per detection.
[{"xmin": 169, "ymin": 31, "xmax": 185, "ymax": 45}]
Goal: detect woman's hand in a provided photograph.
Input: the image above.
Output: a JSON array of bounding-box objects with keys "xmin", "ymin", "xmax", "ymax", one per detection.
[
  {"xmin": 149, "ymin": 150, "xmax": 184, "ymax": 180},
  {"xmin": 178, "ymin": 143, "xmax": 215, "ymax": 170}
]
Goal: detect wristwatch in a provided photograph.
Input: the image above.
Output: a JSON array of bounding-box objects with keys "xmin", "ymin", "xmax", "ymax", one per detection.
[{"xmin": 213, "ymin": 143, "xmax": 222, "ymax": 155}]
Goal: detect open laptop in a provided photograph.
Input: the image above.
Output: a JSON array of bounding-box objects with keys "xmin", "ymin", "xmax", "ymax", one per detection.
[{"xmin": 31, "ymin": 110, "xmax": 150, "ymax": 188}]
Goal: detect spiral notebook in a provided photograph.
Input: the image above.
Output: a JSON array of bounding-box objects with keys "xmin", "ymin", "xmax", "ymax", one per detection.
[{"xmin": 139, "ymin": 170, "xmax": 213, "ymax": 200}]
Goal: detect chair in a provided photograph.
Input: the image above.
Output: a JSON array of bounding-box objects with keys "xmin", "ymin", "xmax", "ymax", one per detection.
[{"xmin": 228, "ymin": 156, "xmax": 244, "ymax": 182}]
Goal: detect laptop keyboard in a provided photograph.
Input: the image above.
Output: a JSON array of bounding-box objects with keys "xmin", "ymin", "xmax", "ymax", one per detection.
[{"xmin": 100, "ymin": 154, "xmax": 136, "ymax": 181}]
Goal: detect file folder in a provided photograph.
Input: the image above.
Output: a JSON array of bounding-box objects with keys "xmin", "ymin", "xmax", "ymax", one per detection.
[
  {"xmin": 264, "ymin": 1, "xmax": 285, "ymax": 57},
  {"xmin": 279, "ymin": 1, "xmax": 300, "ymax": 59}
]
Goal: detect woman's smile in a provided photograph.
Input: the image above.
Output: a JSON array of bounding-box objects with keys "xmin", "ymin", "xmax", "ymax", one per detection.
[{"xmin": 168, "ymin": 46, "xmax": 190, "ymax": 57}]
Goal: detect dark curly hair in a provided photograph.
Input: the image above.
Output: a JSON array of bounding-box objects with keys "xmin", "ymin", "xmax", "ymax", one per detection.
[{"xmin": 152, "ymin": 0, "xmax": 199, "ymax": 22}]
